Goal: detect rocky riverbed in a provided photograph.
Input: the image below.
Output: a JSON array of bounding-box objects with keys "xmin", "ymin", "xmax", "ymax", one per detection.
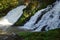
[{"xmin": 0, "ymin": 33, "xmax": 23, "ymax": 40}]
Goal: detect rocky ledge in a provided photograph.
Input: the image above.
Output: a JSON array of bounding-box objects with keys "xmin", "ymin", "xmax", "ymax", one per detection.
[{"xmin": 0, "ymin": 33, "xmax": 23, "ymax": 40}]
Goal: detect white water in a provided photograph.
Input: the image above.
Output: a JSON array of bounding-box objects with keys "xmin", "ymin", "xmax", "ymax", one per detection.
[
  {"xmin": 4, "ymin": 5, "xmax": 26, "ymax": 24},
  {"xmin": 19, "ymin": 1, "xmax": 60, "ymax": 32},
  {"xmin": 0, "ymin": 5, "xmax": 26, "ymax": 30},
  {"xmin": 19, "ymin": 7, "xmax": 50, "ymax": 30},
  {"xmin": 34, "ymin": 1, "xmax": 60, "ymax": 31}
]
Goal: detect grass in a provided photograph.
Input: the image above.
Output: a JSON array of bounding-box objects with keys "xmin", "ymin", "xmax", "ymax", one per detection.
[{"xmin": 17, "ymin": 28, "xmax": 60, "ymax": 40}]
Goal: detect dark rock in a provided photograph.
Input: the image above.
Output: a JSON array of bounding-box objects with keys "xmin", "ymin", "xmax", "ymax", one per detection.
[
  {"xmin": 49, "ymin": 15, "xmax": 54, "ymax": 18},
  {"xmin": 59, "ymin": 16, "xmax": 60, "ymax": 19},
  {"xmin": 0, "ymin": 33, "xmax": 23, "ymax": 40},
  {"xmin": 41, "ymin": 25, "xmax": 48, "ymax": 31}
]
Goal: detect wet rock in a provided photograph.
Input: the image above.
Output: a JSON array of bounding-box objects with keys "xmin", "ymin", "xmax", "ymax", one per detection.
[{"xmin": 0, "ymin": 33, "xmax": 23, "ymax": 40}]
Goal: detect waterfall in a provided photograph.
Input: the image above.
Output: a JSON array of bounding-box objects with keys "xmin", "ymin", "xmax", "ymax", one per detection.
[
  {"xmin": 19, "ymin": 7, "xmax": 50, "ymax": 30},
  {"xmin": 0, "ymin": 5, "xmax": 26, "ymax": 30},
  {"xmin": 4, "ymin": 5, "xmax": 26, "ymax": 25},
  {"xmin": 34, "ymin": 1, "xmax": 60, "ymax": 31},
  {"xmin": 0, "ymin": 0, "xmax": 60, "ymax": 32},
  {"xmin": 19, "ymin": 1, "xmax": 60, "ymax": 32}
]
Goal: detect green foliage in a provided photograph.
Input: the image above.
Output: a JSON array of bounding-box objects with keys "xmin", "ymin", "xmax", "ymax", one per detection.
[
  {"xmin": 18, "ymin": 28, "xmax": 60, "ymax": 40},
  {"xmin": 0, "ymin": 0, "xmax": 19, "ymax": 17}
]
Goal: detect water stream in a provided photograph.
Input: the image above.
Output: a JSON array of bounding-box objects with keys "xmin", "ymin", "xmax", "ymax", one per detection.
[
  {"xmin": 19, "ymin": 1, "xmax": 60, "ymax": 32},
  {"xmin": 0, "ymin": 5, "xmax": 26, "ymax": 30}
]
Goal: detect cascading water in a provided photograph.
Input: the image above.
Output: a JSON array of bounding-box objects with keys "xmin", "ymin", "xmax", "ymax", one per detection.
[
  {"xmin": 0, "ymin": 0, "xmax": 60, "ymax": 32},
  {"xmin": 19, "ymin": 6, "xmax": 51, "ymax": 30},
  {"xmin": 19, "ymin": 1, "xmax": 60, "ymax": 32},
  {"xmin": 0, "ymin": 5, "xmax": 26, "ymax": 30},
  {"xmin": 34, "ymin": 1, "xmax": 60, "ymax": 31}
]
